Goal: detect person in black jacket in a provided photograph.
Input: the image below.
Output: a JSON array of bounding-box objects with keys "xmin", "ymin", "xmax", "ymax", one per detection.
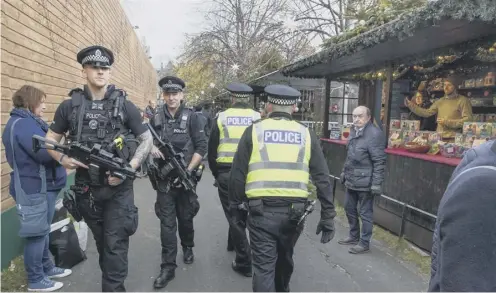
[
  {"xmin": 338, "ymin": 106, "xmax": 386, "ymax": 254},
  {"xmin": 428, "ymin": 140, "xmax": 496, "ymax": 292},
  {"xmin": 149, "ymin": 76, "xmax": 207, "ymax": 290}
]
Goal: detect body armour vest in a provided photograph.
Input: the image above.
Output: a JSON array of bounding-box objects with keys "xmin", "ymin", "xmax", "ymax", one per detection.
[
  {"xmin": 245, "ymin": 117, "xmax": 312, "ymax": 199},
  {"xmin": 152, "ymin": 105, "xmax": 194, "ymax": 163},
  {"xmin": 67, "ymin": 86, "xmax": 135, "ymax": 161},
  {"xmin": 216, "ymin": 108, "xmax": 261, "ymax": 164}
]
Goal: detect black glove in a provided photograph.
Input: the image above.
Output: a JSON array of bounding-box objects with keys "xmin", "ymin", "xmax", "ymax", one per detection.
[
  {"xmin": 316, "ymin": 219, "xmax": 335, "ymax": 244},
  {"xmin": 370, "ymin": 185, "xmax": 382, "ymax": 195},
  {"xmin": 339, "ymin": 172, "xmax": 345, "ymax": 185}
]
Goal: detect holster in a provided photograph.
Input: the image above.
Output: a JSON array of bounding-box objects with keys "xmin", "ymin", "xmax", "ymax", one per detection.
[
  {"xmin": 288, "ymin": 202, "xmax": 306, "ymax": 224},
  {"xmin": 63, "ymin": 186, "xmax": 86, "ymax": 222},
  {"xmin": 88, "ymin": 164, "xmax": 103, "ymax": 186}
]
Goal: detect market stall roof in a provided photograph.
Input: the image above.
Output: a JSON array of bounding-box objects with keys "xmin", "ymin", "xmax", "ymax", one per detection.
[{"xmin": 281, "ymin": 0, "xmax": 496, "ymax": 79}]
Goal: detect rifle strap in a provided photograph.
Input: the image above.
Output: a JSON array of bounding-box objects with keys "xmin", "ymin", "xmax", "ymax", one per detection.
[{"xmin": 76, "ymin": 96, "xmax": 86, "ymax": 143}]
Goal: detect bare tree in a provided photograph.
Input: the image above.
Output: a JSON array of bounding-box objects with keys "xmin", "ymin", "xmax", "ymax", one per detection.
[
  {"xmin": 178, "ymin": 0, "xmax": 314, "ymax": 84},
  {"xmin": 290, "ymin": 0, "xmax": 426, "ymax": 42}
]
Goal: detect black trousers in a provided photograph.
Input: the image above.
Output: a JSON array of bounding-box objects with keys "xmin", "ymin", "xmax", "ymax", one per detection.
[
  {"xmin": 248, "ymin": 206, "xmax": 303, "ymax": 292},
  {"xmin": 216, "ymin": 171, "xmax": 251, "ymax": 268},
  {"xmin": 155, "ymin": 186, "xmax": 200, "ymax": 269},
  {"xmin": 77, "ymin": 180, "xmax": 139, "ymax": 292}
]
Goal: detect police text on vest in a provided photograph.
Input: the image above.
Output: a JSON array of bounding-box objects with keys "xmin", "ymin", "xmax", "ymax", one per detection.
[
  {"xmin": 263, "ymin": 130, "xmax": 302, "ymax": 144},
  {"xmin": 226, "ymin": 116, "xmax": 252, "ymax": 126}
]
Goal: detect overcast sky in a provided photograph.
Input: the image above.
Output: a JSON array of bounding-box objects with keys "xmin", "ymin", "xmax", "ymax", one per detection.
[{"xmin": 121, "ymin": 0, "xmax": 207, "ymax": 69}]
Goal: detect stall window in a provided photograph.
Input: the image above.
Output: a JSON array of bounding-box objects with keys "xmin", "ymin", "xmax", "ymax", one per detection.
[{"xmin": 329, "ymin": 81, "xmax": 359, "ymax": 124}]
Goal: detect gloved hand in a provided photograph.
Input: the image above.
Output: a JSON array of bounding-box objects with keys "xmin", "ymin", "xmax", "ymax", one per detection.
[
  {"xmin": 339, "ymin": 172, "xmax": 346, "ymax": 185},
  {"xmin": 316, "ymin": 219, "xmax": 335, "ymax": 244},
  {"xmin": 371, "ymin": 185, "xmax": 382, "ymax": 195},
  {"xmin": 213, "ymin": 179, "xmax": 218, "ymax": 187}
]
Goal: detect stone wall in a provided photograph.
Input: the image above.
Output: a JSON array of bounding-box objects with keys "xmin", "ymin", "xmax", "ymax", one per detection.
[{"xmin": 1, "ymin": 0, "xmax": 158, "ymax": 210}]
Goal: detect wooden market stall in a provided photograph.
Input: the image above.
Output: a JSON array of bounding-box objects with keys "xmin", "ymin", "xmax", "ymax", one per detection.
[{"xmin": 281, "ymin": 0, "xmax": 496, "ymax": 252}]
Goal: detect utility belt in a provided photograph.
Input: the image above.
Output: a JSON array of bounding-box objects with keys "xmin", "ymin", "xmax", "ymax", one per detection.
[{"xmin": 247, "ymin": 199, "xmax": 309, "ymax": 222}]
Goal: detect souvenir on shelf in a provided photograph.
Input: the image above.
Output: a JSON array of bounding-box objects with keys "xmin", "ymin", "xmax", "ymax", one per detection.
[
  {"xmin": 486, "ymin": 114, "xmax": 496, "ymax": 122},
  {"xmin": 472, "ymin": 114, "xmax": 485, "ymax": 122},
  {"xmin": 400, "ymin": 120, "xmax": 420, "ymax": 131},
  {"xmin": 388, "ymin": 129, "xmax": 403, "ymax": 148},
  {"xmin": 390, "ymin": 119, "xmax": 401, "ymax": 130},
  {"xmin": 329, "ymin": 122, "xmax": 341, "ymax": 140},
  {"xmin": 341, "ymin": 124, "xmax": 352, "ymax": 140},
  {"xmin": 402, "ymin": 131, "xmax": 420, "ymax": 145},
  {"xmin": 484, "ymin": 72, "xmax": 495, "ymax": 86}
]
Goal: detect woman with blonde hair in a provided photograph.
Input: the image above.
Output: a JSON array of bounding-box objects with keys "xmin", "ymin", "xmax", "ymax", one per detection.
[{"xmin": 2, "ymin": 85, "xmax": 70, "ymax": 291}]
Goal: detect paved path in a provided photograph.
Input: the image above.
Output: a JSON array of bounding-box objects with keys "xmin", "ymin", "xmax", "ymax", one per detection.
[{"xmin": 60, "ymin": 169, "xmax": 428, "ymax": 292}]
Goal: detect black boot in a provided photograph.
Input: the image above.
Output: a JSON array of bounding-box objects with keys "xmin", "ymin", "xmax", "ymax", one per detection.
[
  {"xmin": 183, "ymin": 247, "xmax": 194, "ymax": 264},
  {"xmin": 153, "ymin": 268, "xmax": 175, "ymax": 289},
  {"xmin": 231, "ymin": 260, "xmax": 252, "ymax": 277}
]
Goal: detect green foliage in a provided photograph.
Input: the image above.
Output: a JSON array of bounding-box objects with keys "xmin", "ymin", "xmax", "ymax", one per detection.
[
  {"xmin": 283, "ymin": 0, "xmax": 496, "ymax": 78},
  {"xmin": 322, "ymin": 0, "xmax": 427, "ymax": 48},
  {"xmin": 1, "ymin": 256, "xmax": 27, "ymax": 292},
  {"xmin": 172, "ymin": 61, "xmax": 216, "ymax": 105}
]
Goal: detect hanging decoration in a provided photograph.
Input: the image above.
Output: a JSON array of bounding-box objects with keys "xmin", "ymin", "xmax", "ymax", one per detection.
[{"xmin": 473, "ymin": 43, "xmax": 496, "ymax": 63}]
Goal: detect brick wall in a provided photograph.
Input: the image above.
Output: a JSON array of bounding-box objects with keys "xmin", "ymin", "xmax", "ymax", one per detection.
[{"xmin": 1, "ymin": 0, "xmax": 158, "ymax": 210}]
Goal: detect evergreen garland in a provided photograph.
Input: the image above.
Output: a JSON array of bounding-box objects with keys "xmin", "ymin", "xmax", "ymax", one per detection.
[{"xmin": 281, "ymin": 0, "xmax": 496, "ymax": 78}]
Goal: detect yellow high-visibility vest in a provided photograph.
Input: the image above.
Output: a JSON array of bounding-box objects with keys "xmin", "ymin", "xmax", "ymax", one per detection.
[
  {"xmin": 246, "ymin": 118, "xmax": 311, "ymax": 198},
  {"xmin": 216, "ymin": 108, "xmax": 261, "ymax": 164}
]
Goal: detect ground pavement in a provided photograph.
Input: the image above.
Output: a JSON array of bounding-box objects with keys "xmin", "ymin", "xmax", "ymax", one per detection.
[{"xmin": 59, "ymin": 169, "xmax": 429, "ymax": 292}]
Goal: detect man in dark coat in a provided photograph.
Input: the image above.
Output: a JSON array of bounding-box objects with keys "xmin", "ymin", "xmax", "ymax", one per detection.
[
  {"xmin": 428, "ymin": 140, "xmax": 496, "ymax": 292},
  {"xmin": 338, "ymin": 106, "xmax": 386, "ymax": 254}
]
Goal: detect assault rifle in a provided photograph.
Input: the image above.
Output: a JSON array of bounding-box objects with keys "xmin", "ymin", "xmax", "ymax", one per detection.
[
  {"xmin": 146, "ymin": 123, "xmax": 198, "ymax": 195},
  {"xmin": 32, "ymin": 135, "xmax": 137, "ymax": 180}
]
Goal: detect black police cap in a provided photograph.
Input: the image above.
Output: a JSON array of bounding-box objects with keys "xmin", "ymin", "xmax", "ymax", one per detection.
[
  {"xmin": 226, "ymin": 82, "xmax": 253, "ymax": 98},
  {"xmin": 264, "ymin": 84, "xmax": 300, "ymax": 105},
  {"xmin": 77, "ymin": 45, "xmax": 114, "ymax": 68},
  {"xmin": 159, "ymin": 76, "xmax": 186, "ymax": 93}
]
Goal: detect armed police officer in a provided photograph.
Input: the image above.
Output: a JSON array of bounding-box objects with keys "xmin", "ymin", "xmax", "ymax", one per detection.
[
  {"xmin": 208, "ymin": 82, "xmax": 260, "ymax": 277},
  {"xmin": 229, "ymin": 84, "xmax": 337, "ymax": 292},
  {"xmin": 149, "ymin": 76, "xmax": 207, "ymax": 289},
  {"xmin": 45, "ymin": 45, "xmax": 153, "ymax": 292}
]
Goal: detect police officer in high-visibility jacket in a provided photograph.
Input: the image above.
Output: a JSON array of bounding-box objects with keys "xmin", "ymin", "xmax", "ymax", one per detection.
[
  {"xmin": 228, "ymin": 84, "xmax": 337, "ymax": 292},
  {"xmin": 208, "ymin": 82, "xmax": 261, "ymax": 277}
]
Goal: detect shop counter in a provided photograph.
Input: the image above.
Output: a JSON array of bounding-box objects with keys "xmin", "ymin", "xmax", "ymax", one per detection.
[{"xmin": 320, "ymin": 138, "xmax": 460, "ymax": 252}]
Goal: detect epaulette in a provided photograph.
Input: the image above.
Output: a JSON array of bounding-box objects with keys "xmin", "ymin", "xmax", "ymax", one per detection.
[{"xmin": 68, "ymin": 88, "xmax": 83, "ymax": 96}]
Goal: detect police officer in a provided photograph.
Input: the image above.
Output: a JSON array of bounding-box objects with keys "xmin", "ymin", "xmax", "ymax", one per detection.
[
  {"xmin": 229, "ymin": 84, "xmax": 337, "ymax": 292},
  {"xmin": 150, "ymin": 76, "xmax": 207, "ymax": 289},
  {"xmin": 45, "ymin": 45, "xmax": 153, "ymax": 292},
  {"xmin": 207, "ymin": 82, "xmax": 260, "ymax": 277}
]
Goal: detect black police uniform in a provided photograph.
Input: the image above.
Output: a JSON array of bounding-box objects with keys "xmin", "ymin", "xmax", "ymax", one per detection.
[
  {"xmin": 208, "ymin": 82, "xmax": 255, "ymax": 277},
  {"xmin": 49, "ymin": 46, "xmax": 147, "ymax": 292},
  {"xmin": 228, "ymin": 85, "xmax": 337, "ymax": 292},
  {"xmin": 150, "ymin": 76, "xmax": 207, "ymax": 289}
]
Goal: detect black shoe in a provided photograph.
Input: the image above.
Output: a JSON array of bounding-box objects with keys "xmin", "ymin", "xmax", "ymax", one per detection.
[
  {"xmin": 153, "ymin": 268, "xmax": 175, "ymax": 289},
  {"xmin": 338, "ymin": 237, "xmax": 359, "ymax": 246},
  {"xmin": 349, "ymin": 244, "xmax": 370, "ymax": 254},
  {"xmin": 231, "ymin": 260, "xmax": 252, "ymax": 277},
  {"xmin": 227, "ymin": 242, "xmax": 234, "ymax": 252},
  {"xmin": 183, "ymin": 247, "xmax": 194, "ymax": 264}
]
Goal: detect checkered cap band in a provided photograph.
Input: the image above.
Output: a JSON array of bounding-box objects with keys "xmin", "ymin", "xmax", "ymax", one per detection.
[
  {"xmin": 81, "ymin": 54, "xmax": 110, "ymax": 65},
  {"xmin": 162, "ymin": 83, "xmax": 183, "ymax": 90},
  {"xmin": 267, "ymin": 95, "xmax": 297, "ymax": 105},
  {"xmin": 232, "ymin": 93, "xmax": 251, "ymax": 98}
]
